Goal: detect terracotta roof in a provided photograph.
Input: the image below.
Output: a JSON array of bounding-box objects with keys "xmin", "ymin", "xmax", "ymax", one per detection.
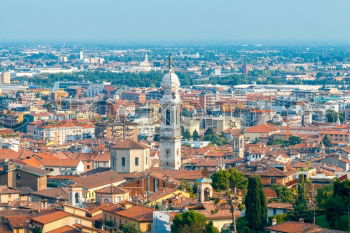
[
  {"xmin": 267, "ymin": 202, "xmax": 293, "ymax": 210},
  {"xmin": 147, "ymin": 187, "xmax": 180, "ymax": 201},
  {"xmin": 0, "ymin": 186, "xmax": 20, "ymax": 194},
  {"xmin": 5, "ymin": 215, "xmax": 29, "ymax": 228},
  {"xmin": 31, "ymin": 187, "xmax": 69, "ymax": 200},
  {"xmin": 16, "ymin": 164, "xmax": 49, "ymax": 177},
  {"xmin": 31, "ymin": 211, "xmax": 71, "ymax": 224},
  {"xmin": 264, "ymin": 187, "xmax": 277, "ymax": 199},
  {"xmin": 95, "ymin": 186, "xmax": 129, "ymax": 195},
  {"xmin": 47, "ymin": 226, "xmax": 77, "ymax": 233},
  {"xmin": 111, "ymin": 140, "xmax": 149, "ymax": 150},
  {"xmin": 40, "ymin": 159, "xmax": 81, "ymax": 167},
  {"xmin": 151, "ymin": 169, "xmax": 205, "ymax": 180},
  {"xmin": 114, "ymin": 205, "xmax": 154, "ymax": 222},
  {"xmin": 72, "ymin": 170, "xmax": 125, "ymax": 189},
  {"xmin": 265, "ymin": 221, "xmax": 325, "ymax": 233},
  {"xmin": 245, "ymin": 124, "xmax": 279, "ymax": 133}
]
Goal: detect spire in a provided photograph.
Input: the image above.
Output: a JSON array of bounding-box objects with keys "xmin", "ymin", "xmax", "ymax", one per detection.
[{"xmin": 168, "ymin": 55, "xmax": 173, "ymax": 70}]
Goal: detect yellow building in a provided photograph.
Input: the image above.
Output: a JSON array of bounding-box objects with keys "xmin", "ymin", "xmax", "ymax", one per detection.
[
  {"xmin": 95, "ymin": 186, "xmax": 130, "ymax": 204},
  {"xmin": 0, "ymin": 186, "xmax": 20, "ymax": 203},
  {"xmin": 30, "ymin": 210, "xmax": 94, "ymax": 233},
  {"xmin": 147, "ymin": 187, "xmax": 191, "ymax": 207},
  {"xmin": 72, "ymin": 170, "xmax": 126, "ymax": 203},
  {"xmin": 102, "ymin": 205, "xmax": 154, "ymax": 233}
]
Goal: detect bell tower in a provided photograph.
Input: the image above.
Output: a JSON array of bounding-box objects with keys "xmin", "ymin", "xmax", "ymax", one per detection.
[
  {"xmin": 159, "ymin": 56, "xmax": 182, "ymax": 170},
  {"xmin": 232, "ymin": 132, "xmax": 244, "ymax": 158}
]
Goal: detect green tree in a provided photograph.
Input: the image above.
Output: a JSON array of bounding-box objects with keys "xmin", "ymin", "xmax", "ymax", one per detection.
[
  {"xmin": 211, "ymin": 169, "xmax": 247, "ymax": 232},
  {"xmin": 288, "ymin": 136, "xmax": 302, "ymax": 146},
  {"xmin": 192, "ymin": 129, "xmax": 200, "ymax": 141},
  {"xmin": 289, "ymin": 175, "xmax": 308, "ymax": 221},
  {"xmin": 171, "ymin": 210, "xmax": 217, "ymax": 233},
  {"xmin": 245, "ymin": 176, "xmax": 267, "ymax": 231},
  {"xmin": 316, "ymin": 183, "xmax": 333, "ymax": 209},
  {"xmin": 324, "ymin": 179, "xmax": 350, "ymax": 230},
  {"xmin": 326, "ymin": 109, "xmax": 339, "ymax": 123},
  {"xmin": 182, "ymin": 142, "xmax": 192, "ymax": 148},
  {"xmin": 203, "ymin": 128, "xmax": 228, "ymax": 146},
  {"xmin": 272, "ymin": 184, "xmax": 295, "ymax": 203},
  {"xmin": 204, "ymin": 221, "xmax": 219, "ymax": 233},
  {"xmin": 204, "ymin": 128, "xmax": 215, "ymax": 141},
  {"xmin": 182, "ymin": 129, "xmax": 191, "ymax": 140},
  {"xmin": 322, "ymin": 135, "xmax": 332, "ymax": 147},
  {"xmin": 120, "ymin": 222, "xmax": 142, "ymax": 233}
]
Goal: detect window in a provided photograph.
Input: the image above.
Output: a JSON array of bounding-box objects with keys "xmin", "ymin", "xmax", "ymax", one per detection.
[
  {"xmin": 16, "ymin": 174, "xmax": 21, "ymax": 180},
  {"xmin": 87, "ymin": 165, "xmax": 90, "ymax": 169},
  {"xmin": 135, "ymin": 157, "xmax": 139, "ymax": 166},
  {"xmin": 122, "ymin": 157, "xmax": 126, "ymax": 167},
  {"xmin": 112, "ymin": 156, "xmax": 115, "ymax": 169},
  {"xmin": 166, "ymin": 109, "xmax": 171, "ymax": 125},
  {"xmin": 271, "ymin": 177, "xmax": 277, "ymax": 184}
]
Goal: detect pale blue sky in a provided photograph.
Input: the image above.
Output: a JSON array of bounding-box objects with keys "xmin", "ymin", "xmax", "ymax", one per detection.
[{"xmin": 1, "ymin": 0, "xmax": 350, "ymax": 42}]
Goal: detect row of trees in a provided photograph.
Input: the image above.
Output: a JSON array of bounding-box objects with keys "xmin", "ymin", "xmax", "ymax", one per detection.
[
  {"xmin": 182, "ymin": 127, "xmax": 228, "ymax": 146},
  {"xmin": 267, "ymin": 135, "xmax": 302, "ymax": 146},
  {"xmin": 33, "ymin": 71, "xmax": 195, "ymax": 88}
]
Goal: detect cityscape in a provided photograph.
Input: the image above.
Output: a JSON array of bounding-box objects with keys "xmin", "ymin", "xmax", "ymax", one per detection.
[{"xmin": 0, "ymin": 1, "xmax": 350, "ymax": 233}]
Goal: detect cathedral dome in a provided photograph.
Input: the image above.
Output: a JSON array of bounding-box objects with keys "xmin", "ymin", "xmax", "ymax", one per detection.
[{"xmin": 161, "ymin": 70, "xmax": 180, "ymax": 94}]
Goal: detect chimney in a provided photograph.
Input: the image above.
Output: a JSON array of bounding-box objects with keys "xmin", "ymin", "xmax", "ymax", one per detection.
[{"xmin": 40, "ymin": 199, "xmax": 48, "ymax": 211}]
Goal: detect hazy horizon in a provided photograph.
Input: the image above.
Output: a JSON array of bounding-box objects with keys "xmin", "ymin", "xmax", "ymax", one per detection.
[{"xmin": 1, "ymin": 0, "xmax": 350, "ymax": 43}]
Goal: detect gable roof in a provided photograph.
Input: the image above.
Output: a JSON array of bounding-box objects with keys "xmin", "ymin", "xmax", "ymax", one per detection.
[
  {"xmin": 31, "ymin": 187, "xmax": 69, "ymax": 200},
  {"xmin": 72, "ymin": 170, "xmax": 125, "ymax": 189},
  {"xmin": 114, "ymin": 205, "xmax": 154, "ymax": 222},
  {"xmin": 5, "ymin": 215, "xmax": 29, "ymax": 229},
  {"xmin": 245, "ymin": 124, "xmax": 279, "ymax": 133},
  {"xmin": 111, "ymin": 140, "xmax": 149, "ymax": 150},
  {"xmin": 31, "ymin": 211, "xmax": 71, "ymax": 224},
  {"xmin": 265, "ymin": 221, "xmax": 337, "ymax": 233}
]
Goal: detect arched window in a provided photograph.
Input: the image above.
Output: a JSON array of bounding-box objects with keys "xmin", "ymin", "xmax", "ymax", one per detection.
[
  {"xmin": 166, "ymin": 109, "xmax": 171, "ymax": 125},
  {"xmin": 135, "ymin": 157, "xmax": 139, "ymax": 166},
  {"xmin": 122, "ymin": 157, "xmax": 126, "ymax": 167},
  {"xmin": 75, "ymin": 193, "xmax": 80, "ymax": 204},
  {"xmin": 204, "ymin": 187, "xmax": 210, "ymax": 202}
]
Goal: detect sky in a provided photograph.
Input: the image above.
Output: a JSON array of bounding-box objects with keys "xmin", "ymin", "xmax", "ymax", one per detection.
[{"xmin": 1, "ymin": 0, "xmax": 350, "ymax": 43}]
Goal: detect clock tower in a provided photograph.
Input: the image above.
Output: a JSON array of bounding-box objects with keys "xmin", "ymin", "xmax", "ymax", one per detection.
[{"xmin": 159, "ymin": 56, "xmax": 182, "ymax": 170}]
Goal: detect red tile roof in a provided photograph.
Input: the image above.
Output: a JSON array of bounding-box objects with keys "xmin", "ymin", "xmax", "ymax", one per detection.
[
  {"xmin": 31, "ymin": 211, "xmax": 71, "ymax": 224},
  {"xmin": 266, "ymin": 221, "xmax": 324, "ymax": 233},
  {"xmin": 114, "ymin": 205, "xmax": 154, "ymax": 222},
  {"xmin": 245, "ymin": 124, "xmax": 279, "ymax": 133},
  {"xmin": 111, "ymin": 140, "xmax": 149, "ymax": 150},
  {"xmin": 5, "ymin": 215, "xmax": 29, "ymax": 228}
]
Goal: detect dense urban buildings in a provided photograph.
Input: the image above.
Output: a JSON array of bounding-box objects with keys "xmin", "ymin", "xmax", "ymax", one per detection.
[{"xmin": 0, "ymin": 43, "xmax": 349, "ymax": 232}]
